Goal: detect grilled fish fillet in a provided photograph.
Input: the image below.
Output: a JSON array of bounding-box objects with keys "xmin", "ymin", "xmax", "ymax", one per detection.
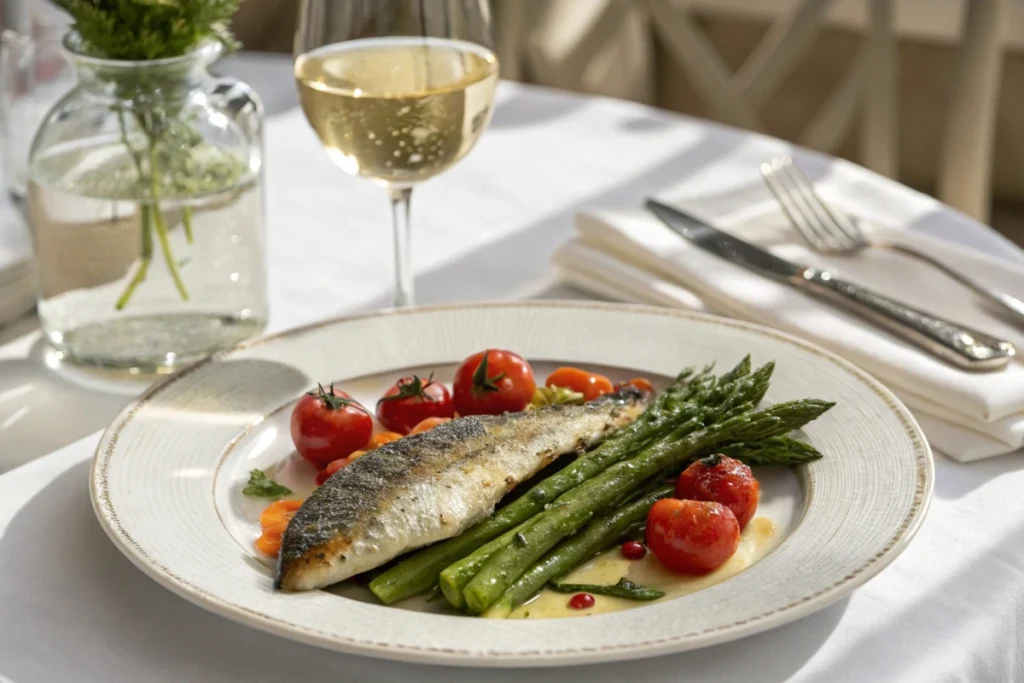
[{"xmin": 275, "ymin": 387, "xmax": 650, "ymax": 591}]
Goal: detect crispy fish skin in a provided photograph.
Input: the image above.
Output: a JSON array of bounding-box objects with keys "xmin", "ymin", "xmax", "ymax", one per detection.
[{"xmin": 275, "ymin": 387, "xmax": 650, "ymax": 591}]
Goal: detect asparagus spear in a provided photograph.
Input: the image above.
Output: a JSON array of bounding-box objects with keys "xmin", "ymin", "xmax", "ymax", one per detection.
[
  {"xmin": 368, "ymin": 364, "xmax": 709, "ymax": 605},
  {"xmin": 717, "ymin": 354, "xmax": 752, "ymax": 384},
  {"xmin": 462, "ymin": 399, "xmax": 835, "ymax": 614},
  {"xmin": 435, "ymin": 362, "xmax": 769, "ymax": 608},
  {"xmin": 717, "ymin": 436, "xmax": 824, "ymax": 466},
  {"xmin": 484, "ymin": 485, "xmax": 674, "ymax": 618}
]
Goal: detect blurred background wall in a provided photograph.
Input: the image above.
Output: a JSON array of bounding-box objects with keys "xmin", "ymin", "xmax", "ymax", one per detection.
[{"xmin": 8, "ymin": 0, "xmax": 1023, "ymax": 242}]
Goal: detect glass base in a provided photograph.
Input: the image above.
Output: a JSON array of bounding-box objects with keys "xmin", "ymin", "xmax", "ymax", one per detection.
[{"xmin": 45, "ymin": 313, "xmax": 267, "ymax": 373}]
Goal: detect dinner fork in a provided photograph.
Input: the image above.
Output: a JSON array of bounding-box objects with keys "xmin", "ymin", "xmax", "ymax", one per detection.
[{"xmin": 760, "ymin": 156, "xmax": 1024, "ymax": 327}]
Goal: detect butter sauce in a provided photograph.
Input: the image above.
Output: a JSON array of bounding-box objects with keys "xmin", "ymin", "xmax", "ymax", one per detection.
[{"xmin": 507, "ymin": 517, "xmax": 777, "ymax": 619}]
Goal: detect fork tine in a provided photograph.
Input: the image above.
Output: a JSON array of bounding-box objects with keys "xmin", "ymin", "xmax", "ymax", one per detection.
[
  {"xmin": 780, "ymin": 159, "xmax": 863, "ymax": 248},
  {"xmin": 761, "ymin": 158, "xmax": 842, "ymax": 251},
  {"xmin": 760, "ymin": 160, "xmax": 823, "ymax": 248},
  {"xmin": 772, "ymin": 157, "xmax": 852, "ymax": 251}
]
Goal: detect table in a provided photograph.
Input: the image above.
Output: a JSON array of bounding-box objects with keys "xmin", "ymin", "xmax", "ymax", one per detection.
[{"xmin": 2, "ymin": 57, "xmax": 1024, "ymax": 683}]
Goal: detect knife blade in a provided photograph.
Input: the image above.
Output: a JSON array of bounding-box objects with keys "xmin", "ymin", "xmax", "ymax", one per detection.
[
  {"xmin": 645, "ymin": 199, "xmax": 805, "ymax": 280},
  {"xmin": 644, "ymin": 198, "xmax": 1014, "ymax": 371}
]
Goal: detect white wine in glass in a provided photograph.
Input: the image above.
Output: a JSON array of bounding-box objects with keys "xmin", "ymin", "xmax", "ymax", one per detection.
[{"xmin": 294, "ymin": 1, "xmax": 499, "ymax": 307}]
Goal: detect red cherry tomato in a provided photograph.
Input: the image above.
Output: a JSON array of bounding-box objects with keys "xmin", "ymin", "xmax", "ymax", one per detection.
[
  {"xmin": 568, "ymin": 593, "xmax": 595, "ymax": 610},
  {"xmin": 452, "ymin": 349, "xmax": 536, "ymax": 416},
  {"xmin": 376, "ymin": 374, "xmax": 454, "ymax": 434},
  {"xmin": 675, "ymin": 454, "xmax": 760, "ymax": 529},
  {"xmin": 409, "ymin": 416, "xmax": 452, "ymax": 434},
  {"xmin": 545, "ymin": 367, "xmax": 614, "ymax": 401},
  {"xmin": 646, "ymin": 498, "xmax": 740, "ymax": 574},
  {"xmin": 621, "ymin": 540, "xmax": 647, "ymax": 560},
  {"xmin": 290, "ymin": 384, "xmax": 373, "ymax": 468}
]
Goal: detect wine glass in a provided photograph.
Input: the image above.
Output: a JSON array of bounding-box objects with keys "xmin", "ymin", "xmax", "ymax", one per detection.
[{"xmin": 294, "ymin": 0, "xmax": 498, "ymax": 308}]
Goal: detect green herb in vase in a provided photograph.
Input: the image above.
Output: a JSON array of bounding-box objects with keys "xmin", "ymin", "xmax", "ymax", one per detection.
[
  {"xmin": 55, "ymin": 0, "xmax": 246, "ymax": 310},
  {"xmin": 28, "ymin": 0, "xmax": 268, "ymax": 370}
]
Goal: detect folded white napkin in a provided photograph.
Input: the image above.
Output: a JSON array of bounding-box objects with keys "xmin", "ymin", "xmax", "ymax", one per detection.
[
  {"xmin": 0, "ymin": 199, "xmax": 34, "ymax": 328},
  {"xmin": 555, "ymin": 196, "xmax": 1024, "ymax": 462}
]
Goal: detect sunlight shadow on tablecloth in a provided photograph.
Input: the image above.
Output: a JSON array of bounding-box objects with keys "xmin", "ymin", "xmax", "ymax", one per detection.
[{"xmin": 0, "ymin": 336, "xmax": 144, "ymax": 473}]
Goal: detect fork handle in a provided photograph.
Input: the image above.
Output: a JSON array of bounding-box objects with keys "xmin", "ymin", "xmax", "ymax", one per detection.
[
  {"xmin": 875, "ymin": 242, "xmax": 1024, "ymax": 326},
  {"xmin": 797, "ymin": 268, "xmax": 1015, "ymax": 371}
]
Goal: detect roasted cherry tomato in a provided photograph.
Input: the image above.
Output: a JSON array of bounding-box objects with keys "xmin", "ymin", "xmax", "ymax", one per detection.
[
  {"xmin": 546, "ymin": 366, "xmax": 614, "ymax": 401},
  {"xmin": 620, "ymin": 378, "xmax": 655, "ymax": 393},
  {"xmin": 368, "ymin": 431, "xmax": 403, "ymax": 449},
  {"xmin": 376, "ymin": 374, "xmax": 454, "ymax": 434},
  {"xmin": 409, "ymin": 416, "xmax": 452, "ymax": 434},
  {"xmin": 675, "ymin": 454, "xmax": 759, "ymax": 529},
  {"xmin": 646, "ymin": 498, "xmax": 740, "ymax": 574},
  {"xmin": 452, "ymin": 349, "xmax": 536, "ymax": 416},
  {"xmin": 290, "ymin": 384, "xmax": 373, "ymax": 468}
]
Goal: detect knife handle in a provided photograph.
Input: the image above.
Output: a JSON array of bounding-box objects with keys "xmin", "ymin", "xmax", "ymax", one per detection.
[{"xmin": 798, "ymin": 268, "xmax": 1015, "ymax": 371}]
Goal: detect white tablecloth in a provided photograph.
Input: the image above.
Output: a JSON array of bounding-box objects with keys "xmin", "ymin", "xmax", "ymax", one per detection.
[{"xmin": 2, "ymin": 79, "xmax": 1024, "ymax": 683}]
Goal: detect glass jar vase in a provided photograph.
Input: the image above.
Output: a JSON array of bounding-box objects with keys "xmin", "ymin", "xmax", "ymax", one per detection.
[{"xmin": 27, "ymin": 34, "xmax": 268, "ymax": 372}]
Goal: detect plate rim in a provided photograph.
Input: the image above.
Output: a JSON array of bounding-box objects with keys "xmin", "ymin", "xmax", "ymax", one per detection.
[{"xmin": 89, "ymin": 300, "xmax": 934, "ymax": 666}]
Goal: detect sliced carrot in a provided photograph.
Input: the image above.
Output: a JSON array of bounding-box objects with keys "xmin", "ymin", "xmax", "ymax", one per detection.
[
  {"xmin": 262, "ymin": 521, "xmax": 290, "ymax": 537},
  {"xmin": 410, "ymin": 416, "xmax": 452, "ymax": 434},
  {"xmin": 369, "ymin": 431, "xmax": 403, "ymax": 449},
  {"xmin": 255, "ymin": 531, "xmax": 283, "ymax": 556},
  {"xmin": 624, "ymin": 378, "xmax": 655, "ymax": 393},
  {"xmin": 259, "ymin": 499, "xmax": 302, "ymax": 528},
  {"xmin": 256, "ymin": 499, "xmax": 302, "ymax": 557}
]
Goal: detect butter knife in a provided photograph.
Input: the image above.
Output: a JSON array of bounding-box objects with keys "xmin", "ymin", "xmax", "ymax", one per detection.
[{"xmin": 646, "ymin": 199, "xmax": 1015, "ymax": 371}]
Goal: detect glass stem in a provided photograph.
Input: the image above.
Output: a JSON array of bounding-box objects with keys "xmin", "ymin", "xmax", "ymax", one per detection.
[{"xmin": 387, "ymin": 186, "xmax": 414, "ymax": 308}]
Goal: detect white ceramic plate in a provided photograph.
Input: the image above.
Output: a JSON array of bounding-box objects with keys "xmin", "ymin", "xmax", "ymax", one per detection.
[{"xmin": 90, "ymin": 302, "xmax": 932, "ymax": 667}]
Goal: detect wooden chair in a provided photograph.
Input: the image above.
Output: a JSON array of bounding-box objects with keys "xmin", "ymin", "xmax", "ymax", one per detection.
[{"xmin": 497, "ymin": 0, "xmax": 1012, "ymax": 222}]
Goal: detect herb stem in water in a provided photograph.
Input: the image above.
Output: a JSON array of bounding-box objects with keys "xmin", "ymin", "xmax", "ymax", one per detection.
[
  {"xmin": 115, "ymin": 206, "xmax": 154, "ymax": 310},
  {"xmin": 147, "ymin": 143, "xmax": 190, "ymax": 301}
]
